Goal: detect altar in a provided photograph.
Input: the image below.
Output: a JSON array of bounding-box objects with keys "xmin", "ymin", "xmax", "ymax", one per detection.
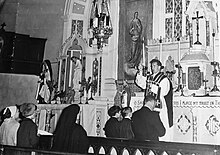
[
  {"xmin": 36, "ymin": 101, "xmax": 110, "ymax": 137},
  {"xmin": 130, "ymin": 96, "xmax": 220, "ymax": 145}
]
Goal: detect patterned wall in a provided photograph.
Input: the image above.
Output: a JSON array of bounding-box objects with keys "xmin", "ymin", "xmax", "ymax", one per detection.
[
  {"xmin": 185, "ymin": 0, "xmax": 190, "ymax": 37},
  {"xmin": 174, "ymin": 0, "xmax": 182, "ymax": 39},
  {"xmin": 71, "ymin": 20, "xmax": 84, "ymax": 36},
  {"xmin": 206, "ymin": 21, "xmax": 210, "ymax": 46},
  {"xmin": 165, "ymin": 0, "xmax": 183, "ymax": 39},
  {"xmin": 165, "ymin": 0, "xmax": 173, "ymax": 13},
  {"xmin": 165, "ymin": 18, "xmax": 173, "ymax": 38}
]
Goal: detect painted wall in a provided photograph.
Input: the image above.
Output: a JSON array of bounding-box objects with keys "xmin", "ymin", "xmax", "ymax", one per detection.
[{"xmin": 0, "ymin": 73, "xmax": 38, "ymax": 110}]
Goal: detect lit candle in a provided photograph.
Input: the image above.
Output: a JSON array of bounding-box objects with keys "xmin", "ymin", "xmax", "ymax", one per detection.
[{"xmin": 159, "ymin": 36, "xmax": 162, "ymax": 61}]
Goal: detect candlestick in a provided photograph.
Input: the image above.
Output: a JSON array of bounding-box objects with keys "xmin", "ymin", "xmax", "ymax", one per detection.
[
  {"xmin": 177, "ymin": 38, "xmax": 180, "ymax": 63},
  {"xmin": 142, "ymin": 37, "xmax": 145, "ymax": 67},
  {"xmin": 212, "ymin": 29, "xmax": 215, "ymax": 62},
  {"xmin": 159, "ymin": 36, "xmax": 162, "ymax": 62}
]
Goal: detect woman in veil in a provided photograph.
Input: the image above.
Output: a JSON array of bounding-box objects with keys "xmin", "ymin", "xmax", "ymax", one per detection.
[{"xmin": 52, "ymin": 104, "xmax": 89, "ymax": 153}]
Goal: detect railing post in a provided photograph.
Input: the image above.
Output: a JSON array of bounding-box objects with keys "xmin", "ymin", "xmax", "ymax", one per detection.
[
  {"xmin": 0, "ymin": 145, "xmax": 4, "ymax": 155},
  {"xmin": 31, "ymin": 151, "xmax": 36, "ymax": 155}
]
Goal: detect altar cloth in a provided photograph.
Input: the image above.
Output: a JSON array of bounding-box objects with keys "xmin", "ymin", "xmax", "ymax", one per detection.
[
  {"xmin": 130, "ymin": 96, "xmax": 220, "ymax": 145},
  {"xmin": 37, "ymin": 102, "xmax": 109, "ymax": 137}
]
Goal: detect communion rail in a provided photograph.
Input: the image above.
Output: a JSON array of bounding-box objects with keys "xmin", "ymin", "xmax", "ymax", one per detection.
[
  {"xmin": 0, "ymin": 144, "xmax": 87, "ymax": 155},
  {"xmin": 1, "ymin": 136, "xmax": 220, "ymax": 155},
  {"xmin": 88, "ymin": 137, "xmax": 220, "ymax": 155}
]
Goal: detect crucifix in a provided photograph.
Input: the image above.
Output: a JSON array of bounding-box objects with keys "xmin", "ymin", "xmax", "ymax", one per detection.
[{"xmin": 192, "ymin": 11, "xmax": 203, "ymax": 45}]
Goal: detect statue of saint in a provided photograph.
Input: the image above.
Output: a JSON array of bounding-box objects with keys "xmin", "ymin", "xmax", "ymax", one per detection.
[
  {"xmin": 69, "ymin": 39, "xmax": 82, "ymax": 102},
  {"xmin": 71, "ymin": 52, "xmax": 82, "ymax": 101},
  {"xmin": 36, "ymin": 60, "xmax": 53, "ymax": 104},
  {"xmin": 128, "ymin": 12, "xmax": 142, "ymax": 67},
  {"xmin": 165, "ymin": 56, "xmax": 175, "ymax": 80}
]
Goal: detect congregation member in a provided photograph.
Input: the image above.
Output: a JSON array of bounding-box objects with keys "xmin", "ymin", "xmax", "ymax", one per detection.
[
  {"xmin": 103, "ymin": 105, "xmax": 121, "ymax": 138},
  {"xmin": 52, "ymin": 104, "xmax": 89, "ymax": 154},
  {"xmin": 17, "ymin": 103, "xmax": 39, "ymax": 148},
  {"xmin": 119, "ymin": 107, "xmax": 134, "ymax": 139},
  {"xmin": 131, "ymin": 95, "xmax": 165, "ymax": 141},
  {"xmin": 0, "ymin": 105, "xmax": 20, "ymax": 146},
  {"xmin": 135, "ymin": 58, "xmax": 173, "ymax": 141}
]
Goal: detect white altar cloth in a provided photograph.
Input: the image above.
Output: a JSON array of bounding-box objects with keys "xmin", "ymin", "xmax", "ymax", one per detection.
[
  {"xmin": 130, "ymin": 96, "xmax": 220, "ymax": 145},
  {"xmin": 173, "ymin": 96, "xmax": 220, "ymax": 145},
  {"xmin": 37, "ymin": 102, "xmax": 109, "ymax": 137}
]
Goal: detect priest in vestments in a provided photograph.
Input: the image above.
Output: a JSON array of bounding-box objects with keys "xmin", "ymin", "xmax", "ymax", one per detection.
[{"xmin": 135, "ymin": 59, "xmax": 173, "ymax": 141}]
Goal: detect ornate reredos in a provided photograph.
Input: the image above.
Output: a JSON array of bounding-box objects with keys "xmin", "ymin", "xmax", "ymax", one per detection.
[
  {"xmin": 59, "ymin": 33, "xmax": 87, "ymax": 58},
  {"xmin": 185, "ymin": 1, "xmax": 216, "ymax": 21}
]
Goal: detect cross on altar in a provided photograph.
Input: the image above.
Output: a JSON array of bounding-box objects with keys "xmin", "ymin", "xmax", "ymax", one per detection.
[{"xmin": 192, "ymin": 11, "xmax": 203, "ymax": 45}]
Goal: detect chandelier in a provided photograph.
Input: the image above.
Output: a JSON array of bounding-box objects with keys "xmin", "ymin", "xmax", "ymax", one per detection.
[{"xmin": 90, "ymin": 0, "xmax": 113, "ymax": 51}]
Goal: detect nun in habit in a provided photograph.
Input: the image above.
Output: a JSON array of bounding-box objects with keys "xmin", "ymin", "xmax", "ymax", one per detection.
[{"xmin": 52, "ymin": 104, "xmax": 89, "ymax": 154}]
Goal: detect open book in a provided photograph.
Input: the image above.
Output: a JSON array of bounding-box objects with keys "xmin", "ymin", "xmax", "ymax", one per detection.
[{"xmin": 38, "ymin": 129, "xmax": 53, "ymax": 135}]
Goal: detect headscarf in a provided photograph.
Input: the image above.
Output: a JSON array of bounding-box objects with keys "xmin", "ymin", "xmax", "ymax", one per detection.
[{"xmin": 3, "ymin": 106, "xmax": 17, "ymax": 119}]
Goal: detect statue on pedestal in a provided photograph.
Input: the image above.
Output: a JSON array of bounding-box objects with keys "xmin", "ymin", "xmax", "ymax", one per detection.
[
  {"xmin": 36, "ymin": 60, "xmax": 53, "ymax": 104},
  {"xmin": 71, "ymin": 52, "xmax": 82, "ymax": 102},
  {"xmin": 165, "ymin": 56, "xmax": 176, "ymax": 81}
]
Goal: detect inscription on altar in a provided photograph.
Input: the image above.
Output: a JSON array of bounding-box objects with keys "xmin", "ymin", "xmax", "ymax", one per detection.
[{"xmin": 173, "ymin": 98, "xmax": 220, "ymax": 108}]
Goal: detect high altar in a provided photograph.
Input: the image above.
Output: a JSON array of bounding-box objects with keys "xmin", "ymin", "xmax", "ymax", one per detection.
[
  {"xmin": 0, "ymin": 0, "xmax": 220, "ymax": 146},
  {"xmin": 128, "ymin": 0, "xmax": 220, "ymax": 145}
]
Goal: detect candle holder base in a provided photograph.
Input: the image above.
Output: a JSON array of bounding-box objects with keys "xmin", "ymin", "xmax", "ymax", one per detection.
[
  {"xmin": 89, "ymin": 97, "xmax": 94, "ymax": 100},
  {"xmin": 211, "ymin": 85, "xmax": 219, "ymax": 92}
]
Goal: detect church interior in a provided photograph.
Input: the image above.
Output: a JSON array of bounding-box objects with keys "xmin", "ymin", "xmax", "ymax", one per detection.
[{"xmin": 0, "ymin": 0, "xmax": 220, "ymax": 154}]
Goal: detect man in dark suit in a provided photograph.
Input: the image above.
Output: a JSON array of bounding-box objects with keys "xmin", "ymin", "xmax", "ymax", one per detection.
[{"xmin": 131, "ymin": 94, "xmax": 165, "ymax": 141}]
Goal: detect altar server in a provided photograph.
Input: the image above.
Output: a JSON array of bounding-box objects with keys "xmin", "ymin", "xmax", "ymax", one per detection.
[
  {"xmin": 104, "ymin": 105, "xmax": 121, "ymax": 138},
  {"xmin": 135, "ymin": 58, "xmax": 173, "ymax": 141},
  {"xmin": 120, "ymin": 106, "xmax": 134, "ymax": 139}
]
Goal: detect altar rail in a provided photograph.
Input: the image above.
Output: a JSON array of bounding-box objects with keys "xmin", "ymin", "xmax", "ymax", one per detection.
[
  {"xmin": 0, "ymin": 136, "xmax": 220, "ymax": 155},
  {"xmin": 88, "ymin": 137, "xmax": 220, "ymax": 155},
  {"xmin": 39, "ymin": 135, "xmax": 220, "ymax": 155},
  {"xmin": 0, "ymin": 144, "xmax": 87, "ymax": 155}
]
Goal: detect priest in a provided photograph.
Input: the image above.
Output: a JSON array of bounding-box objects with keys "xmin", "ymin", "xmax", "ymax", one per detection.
[{"xmin": 134, "ymin": 58, "xmax": 173, "ymax": 141}]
